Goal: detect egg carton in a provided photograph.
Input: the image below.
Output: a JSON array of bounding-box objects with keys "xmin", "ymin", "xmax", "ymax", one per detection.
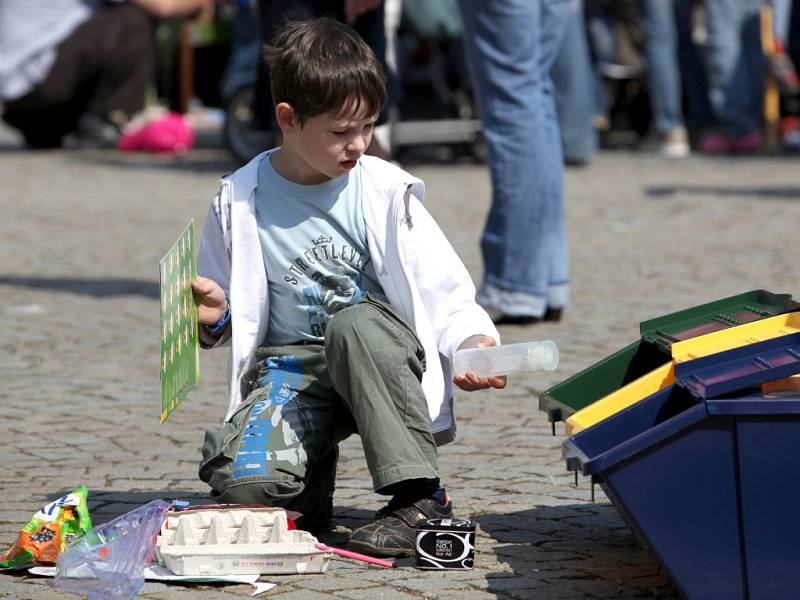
[{"xmin": 155, "ymin": 506, "xmax": 330, "ymax": 576}]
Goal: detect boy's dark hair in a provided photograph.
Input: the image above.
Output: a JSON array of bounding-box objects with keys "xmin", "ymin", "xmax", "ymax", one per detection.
[{"xmin": 265, "ymin": 17, "xmax": 386, "ymax": 123}]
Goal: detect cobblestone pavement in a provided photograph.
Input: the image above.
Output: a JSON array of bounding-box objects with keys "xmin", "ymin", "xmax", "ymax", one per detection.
[{"xmin": 1, "ymin": 124, "xmax": 800, "ymax": 599}]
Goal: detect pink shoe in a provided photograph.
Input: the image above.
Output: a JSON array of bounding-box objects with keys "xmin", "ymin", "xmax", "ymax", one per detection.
[
  {"xmin": 700, "ymin": 130, "xmax": 762, "ymax": 155},
  {"xmin": 118, "ymin": 112, "xmax": 195, "ymax": 155},
  {"xmin": 730, "ymin": 130, "xmax": 763, "ymax": 154},
  {"xmin": 699, "ymin": 132, "xmax": 733, "ymax": 155}
]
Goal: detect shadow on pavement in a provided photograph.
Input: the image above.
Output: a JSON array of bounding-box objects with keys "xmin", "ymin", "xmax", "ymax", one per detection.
[
  {"xmin": 0, "ymin": 276, "xmax": 159, "ymax": 298},
  {"xmin": 0, "ymin": 126, "xmax": 237, "ymax": 174},
  {"xmin": 48, "ymin": 488, "xmax": 377, "ymax": 534},
  {"xmin": 48, "ymin": 489, "xmax": 211, "ymax": 522},
  {"xmin": 474, "ymin": 504, "xmax": 679, "ymax": 599},
  {"xmin": 646, "ymin": 185, "xmax": 800, "ymax": 200},
  {"xmin": 65, "ymin": 152, "xmax": 236, "ymax": 175},
  {"xmin": 331, "ymin": 506, "xmax": 375, "ymax": 531}
]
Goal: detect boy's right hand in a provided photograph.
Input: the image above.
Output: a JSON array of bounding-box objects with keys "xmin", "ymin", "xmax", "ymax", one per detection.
[{"xmin": 192, "ymin": 276, "xmax": 228, "ymax": 324}]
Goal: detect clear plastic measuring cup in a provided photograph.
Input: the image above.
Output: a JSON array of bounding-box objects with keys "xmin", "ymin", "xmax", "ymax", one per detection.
[{"xmin": 454, "ymin": 341, "xmax": 559, "ymax": 377}]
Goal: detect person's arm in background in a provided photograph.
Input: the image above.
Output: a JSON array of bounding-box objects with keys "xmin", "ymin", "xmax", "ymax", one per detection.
[
  {"xmin": 344, "ymin": 0, "xmax": 382, "ymax": 25},
  {"xmin": 131, "ymin": 0, "xmax": 214, "ymax": 20}
]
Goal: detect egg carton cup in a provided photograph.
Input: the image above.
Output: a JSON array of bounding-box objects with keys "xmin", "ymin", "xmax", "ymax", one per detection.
[{"xmin": 155, "ymin": 507, "xmax": 330, "ymax": 576}]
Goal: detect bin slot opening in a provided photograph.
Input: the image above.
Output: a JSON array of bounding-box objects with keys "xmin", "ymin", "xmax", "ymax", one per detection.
[
  {"xmin": 658, "ymin": 321, "xmax": 728, "ymax": 342},
  {"xmin": 667, "ymin": 310, "xmax": 768, "ymax": 342},
  {"xmin": 742, "ymin": 304, "xmax": 774, "ymax": 318},
  {"xmin": 640, "ymin": 290, "xmax": 800, "ymax": 346},
  {"xmin": 680, "ymin": 343, "xmax": 800, "ymax": 399},
  {"xmin": 622, "ymin": 342, "xmax": 670, "ymax": 384},
  {"xmin": 753, "ymin": 356, "xmax": 774, "ymax": 369},
  {"xmin": 569, "ymin": 385, "xmax": 697, "ymax": 458},
  {"xmin": 540, "ymin": 340, "xmax": 670, "ymax": 421}
]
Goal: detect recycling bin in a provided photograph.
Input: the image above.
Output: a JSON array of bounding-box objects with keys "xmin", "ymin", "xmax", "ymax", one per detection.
[
  {"xmin": 639, "ymin": 289, "xmax": 800, "ymax": 352},
  {"xmin": 540, "ymin": 290, "xmax": 800, "ymax": 425},
  {"xmin": 563, "ymin": 334, "xmax": 800, "ymax": 600},
  {"xmin": 564, "ymin": 311, "xmax": 800, "ymax": 435}
]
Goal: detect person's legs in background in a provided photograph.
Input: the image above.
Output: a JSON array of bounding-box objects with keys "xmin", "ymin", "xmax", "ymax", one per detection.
[
  {"xmin": 701, "ymin": 0, "xmax": 766, "ymax": 153},
  {"xmin": 250, "ymin": 0, "xmax": 315, "ymax": 143},
  {"xmin": 2, "ymin": 3, "xmax": 154, "ymax": 148},
  {"xmin": 641, "ymin": 0, "xmax": 690, "ymax": 158},
  {"xmin": 675, "ymin": 0, "xmax": 715, "ymax": 136},
  {"xmin": 789, "ymin": 0, "xmax": 800, "ymax": 67},
  {"xmin": 458, "ymin": 0, "xmax": 572, "ymax": 323},
  {"xmin": 551, "ymin": 0, "xmax": 599, "ymax": 166},
  {"xmin": 583, "ymin": 4, "xmax": 614, "ymax": 132},
  {"xmin": 772, "ymin": 0, "xmax": 794, "ymax": 44},
  {"xmin": 781, "ymin": 0, "xmax": 800, "ymax": 150},
  {"xmin": 250, "ymin": 0, "xmax": 392, "ymax": 160},
  {"xmin": 88, "ymin": 4, "xmax": 154, "ymax": 128}
]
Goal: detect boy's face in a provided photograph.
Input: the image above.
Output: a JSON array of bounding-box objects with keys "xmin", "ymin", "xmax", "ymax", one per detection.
[{"xmin": 278, "ymin": 101, "xmax": 378, "ymax": 184}]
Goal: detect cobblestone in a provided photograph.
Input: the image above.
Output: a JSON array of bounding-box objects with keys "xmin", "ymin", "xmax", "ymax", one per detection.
[{"xmin": 2, "ymin": 123, "xmax": 800, "ymax": 598}]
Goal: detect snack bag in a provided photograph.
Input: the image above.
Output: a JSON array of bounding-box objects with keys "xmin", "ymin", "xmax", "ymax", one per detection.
[{"xmin": 0, "ymin": 485, "xmax": 91, "ymax": 568}]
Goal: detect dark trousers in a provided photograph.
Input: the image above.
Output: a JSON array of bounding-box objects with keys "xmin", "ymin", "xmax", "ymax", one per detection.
[
  {"xmin": 3, "ymin": 3, "xmax": 155, "ymax": 147},
  {"xmin": 790, "ymin": 0, "xmax": 800, "ymax": 75},
  {"xmin": 251, "ymin": 0, "xmax": 389, "ymax": 131}
]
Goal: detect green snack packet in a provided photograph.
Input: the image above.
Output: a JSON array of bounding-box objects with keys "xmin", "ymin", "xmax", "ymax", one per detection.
[{"xmin": 0, "ymin": 485, "xmax": 92, "ymax": 568}]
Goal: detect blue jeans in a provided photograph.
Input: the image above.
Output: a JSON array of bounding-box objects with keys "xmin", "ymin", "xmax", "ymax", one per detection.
[
  {"xmin": 704, "ymin": 0, "xmax": 766, "ymax": 136},
  {"xmin": 458, "ymin": 0, "xmax": 571, "ymax": 317},
  {"xmin": 551, "ymin": 0, "xmax": 598, "ymax": 163},
  {"xmin": 641, "ymin": 0, "xmax": 713, "ymax": 134},
  {"xmin": 772, "ymin": 0, "xmax": 793, "ymax": 42}
]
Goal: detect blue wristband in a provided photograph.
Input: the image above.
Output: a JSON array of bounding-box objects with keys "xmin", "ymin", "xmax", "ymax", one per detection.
[{"xmin": 207, "ymin": 304, "xmax": 231, "ymax": 337}]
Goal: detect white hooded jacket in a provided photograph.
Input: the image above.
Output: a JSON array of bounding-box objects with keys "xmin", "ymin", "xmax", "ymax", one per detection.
[{"xmin": 197, "ymin": 152, "xmax": 500, "ymax": 444}]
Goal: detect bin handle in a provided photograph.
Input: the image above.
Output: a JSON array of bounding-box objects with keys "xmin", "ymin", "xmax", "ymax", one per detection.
[{"xmin": 679, "ymin": 354, "xmax": 800, "ymax": 399}]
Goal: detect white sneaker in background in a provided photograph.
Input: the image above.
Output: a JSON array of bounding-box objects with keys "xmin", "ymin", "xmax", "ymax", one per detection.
[{"xmin": 661, "ymin": 126, "xmax": 690, "ymax": 159}]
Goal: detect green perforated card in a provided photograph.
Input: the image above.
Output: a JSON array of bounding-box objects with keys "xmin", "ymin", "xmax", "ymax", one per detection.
[{"xmin": 159, "ymin": 220, "xmax": 199, "ymax": 423}]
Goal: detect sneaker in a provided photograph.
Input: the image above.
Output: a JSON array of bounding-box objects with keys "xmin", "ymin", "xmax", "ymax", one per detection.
[
  {"xmin": 700, "ymin": 130, "xmax": 762, "ymax": 155},
  {"xmin": 699, "ymin": 131, "xmax": 732, "ymax": 155},
  {"xmin": 347, "ymin": 492, "xmax": 453, "ymax": 557},
  {"xmin": 485, "ymin": 306, "xmax": 564, "ymax": 326},
  {"xmin": 490, "ymin": 312, "xmax": 541, "ymax": 326},
  {"xmin": 118, "ymin": 112, "xmax": 194, "ymax": 155},
  {"xmin": 543, "ymin": 306, "xmax": 564, "ymax": 322},
  {"xmin": 63, "ymin": 115, "xmax": 120, "ymax": 149},
  {"xmin": 661, "ymin": 127, "xmax": 690, "ymax": 159},
  {"xmin": 730, "ymin": 130, "xmax": 763, "ymax": 154}
]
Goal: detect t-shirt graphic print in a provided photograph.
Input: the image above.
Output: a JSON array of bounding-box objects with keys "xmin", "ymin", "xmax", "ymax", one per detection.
[{"xmin": 255, "ymin": 153, "xmax": 386, "ymax": 344}]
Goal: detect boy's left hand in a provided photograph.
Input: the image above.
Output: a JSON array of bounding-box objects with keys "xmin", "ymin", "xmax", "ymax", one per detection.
[{"xmin": 453, "ymin": 335, "xmax": 507, "ymax": 392}]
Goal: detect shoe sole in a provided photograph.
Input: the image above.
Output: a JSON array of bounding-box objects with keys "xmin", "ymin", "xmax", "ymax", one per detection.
[
  {"xmin": 492, "ymin": 314, "xmax": 541, "ymax": 325},
  {"xmin": 491, "ymin": 307, "xmax": 564, "ymax": 326},
  {"xmin": 347, "ymin": 539, "xmax": 416, "ymax": 558}
]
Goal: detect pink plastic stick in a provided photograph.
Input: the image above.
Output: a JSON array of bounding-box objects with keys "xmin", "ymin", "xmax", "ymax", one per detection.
[{"xmin": 315, "ymin": 543, "xmax": 394, "ymax": 568}]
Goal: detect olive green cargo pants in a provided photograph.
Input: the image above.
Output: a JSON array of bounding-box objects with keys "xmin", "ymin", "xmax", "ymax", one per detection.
[{"xmin": 199, "ymin": 296, "xmax": 440, "ymax": 521}]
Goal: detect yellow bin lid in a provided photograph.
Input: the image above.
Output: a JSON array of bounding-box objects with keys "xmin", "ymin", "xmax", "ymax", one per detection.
[{"xmin": 565, "ymin": 312, "xmax": 800, "ymax": 436}]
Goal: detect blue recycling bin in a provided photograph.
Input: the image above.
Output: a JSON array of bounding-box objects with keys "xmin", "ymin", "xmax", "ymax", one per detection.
[{"xmin": 563, "ymin": 334, "xmax": 800, "ymax": 600}]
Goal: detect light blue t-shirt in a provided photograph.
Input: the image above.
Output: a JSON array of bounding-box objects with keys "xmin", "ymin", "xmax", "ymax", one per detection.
[{"xmin": 255, "ymin": 153, "xmax": 387, "ymax": 344}]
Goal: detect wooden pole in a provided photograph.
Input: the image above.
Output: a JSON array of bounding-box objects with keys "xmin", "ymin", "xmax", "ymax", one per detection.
[{"xmin": 761, "ymin": 5, "xmax": 781, "ymax": 148}]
